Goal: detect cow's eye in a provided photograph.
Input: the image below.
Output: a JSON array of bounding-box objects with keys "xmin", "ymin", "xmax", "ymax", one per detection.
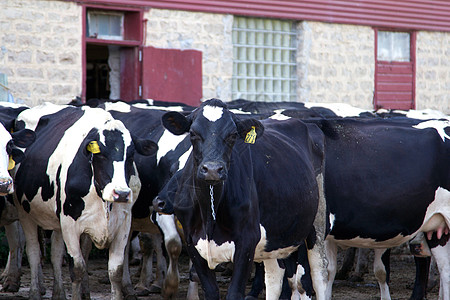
[
  {"xmin": 225, "ymin": 133, "xmax": 237, "ymax": 145},
  {"xmin": 190, "ymin": 130, "xmax": 202, "ymax": 142}
]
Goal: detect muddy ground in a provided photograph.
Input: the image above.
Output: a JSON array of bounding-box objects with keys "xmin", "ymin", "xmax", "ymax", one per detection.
[{"xmin": 0, "ymin": 248, "xmax": 440, "ymax": 300}]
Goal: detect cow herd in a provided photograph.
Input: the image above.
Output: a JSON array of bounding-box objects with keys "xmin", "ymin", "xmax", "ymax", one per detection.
[{"xmin": 0, "ymin": 98, "xmax": 448, "ymax": 300}]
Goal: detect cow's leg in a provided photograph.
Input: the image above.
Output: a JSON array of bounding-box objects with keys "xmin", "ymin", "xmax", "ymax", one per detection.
[
  {"xmin": 227, "ymin": 242, "xmax": 256, "ymax": 300},
  {"xmin": 263, "ymin": 258, "xmax": 285, "ymax": 300},
  {"xmin": 121, "ymin": 232, "xmax": 137, "ymax": 298},
  {"xmin": 246, "ymin": 262, "xmax": 264, "ymax": 300},
  {"xmin": 157, "ymin": 214, "xmax": 182, "ymax": 299},
  {"xmin": 351, "ymin": 248, "xmax": 369, "ymax": 282},
  {"xmin": 373, "ymin": 248, "xmax": 391, "ymax": 300},
  {"xmin": 135, "ymin": 232, "xmax": 162, "ymax": 294},
  {"xmin": 51, "ymin": 231, "xmax": 67, "ymax": 300},
  {"xmin": 431, "ymin": 240, "xmax": 450, "ymax": 300},
  {"xmin": 80, "ymin": 233, "xmax": 92, "ymax": 299},
  {"xmin": 108, "ymin": 221, "xmax": 133, "ymax": 300},
  {"xmin": 307, "ymin": 173, "xmax": 328, "ymax": 300},
  {"xmin": 335, "ymin": 247, "xmax": 356, "ymax": 280},
  {"xmin": 1, "ymin": 221, "xmax": 24, "ymax": 292},
  {"xmin": 186, "ymin": 261, "xmax": 200, "ymax": 300},
  {"xmin": 65, "ymin": 235, "xmax": 87, "ymax": 300},
  {"xmin": 185, "ymin": 241, "xmax": 219, "ymax": 299},
  {"xmin": 324, "ymin": 240, "xmax": 337, "ymax": 300},
  {"xmin": 20, "ymin": 217, "xmax": 45, "ymax": 300},
  {"xmin": 294, "ymin": 244, "xmax": 313, "ymax": 300},
  {"xmin": 409, "ymin": 256, "xmax": 431, "ymax": 300}
]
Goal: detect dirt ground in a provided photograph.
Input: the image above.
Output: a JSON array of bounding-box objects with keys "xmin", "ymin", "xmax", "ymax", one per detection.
[{"xmin": 0, "ymin": 249, "xmax": 441, "ymax": 300}]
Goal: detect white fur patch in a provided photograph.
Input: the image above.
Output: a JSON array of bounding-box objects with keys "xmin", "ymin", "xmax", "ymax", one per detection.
[
  {"xmin": 195, "ymin": 237, "xmax": 235, "ymax": 269},
  {"xmin": 156, "ymin": 130, "xmax": 189, "ymax": 165},
  {"xmin": 103, "ymin": 102, "xmax": 131, "ymax": 113},
  {"xmin": 254, "ymin": 225, "xmax": 298, "ymax": 261},
  {"xmin": 269, "ymin": 109, "xmax": 291, "ymax": 120},
  {"xmin": 202, "ymin": 105, "xmax": 223, "ymax": 122},
  {"xmin": 329, "ymin": 214, "xmax": 335, "ymax": 231},
  {"xmin": 304, "ymin": 102, "xmax": 369, "ymax": 117},
  {"xmin": 413, "ymin": 120, "xmax": 450, "ymax": 142},
  {"xmin": 0, "ymin": 125, "xmax": 12, "ymax": 181},
  {"xmin": 177, "ymin": 147, "xmax": 192, "ymax": 171}
]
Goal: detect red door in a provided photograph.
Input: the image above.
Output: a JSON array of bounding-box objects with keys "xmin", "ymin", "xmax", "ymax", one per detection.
[
  {"xmin": 141, "ymin": 46, "xmax": 202, "ymax": 106},
  {"xmin": 374, "ymin": 30, "xmax": 416, "ymax": 110}
]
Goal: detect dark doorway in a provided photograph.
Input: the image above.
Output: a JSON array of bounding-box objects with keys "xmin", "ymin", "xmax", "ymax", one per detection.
[{"xmin": 86, "ymin": 44, "xmax": 110, "ymax": 100}]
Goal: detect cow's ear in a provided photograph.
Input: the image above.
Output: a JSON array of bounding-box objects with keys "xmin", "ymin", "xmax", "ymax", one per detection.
[
  {"xmin": 162, "ymin": 112, "xmax": 191, "ymax": 135},
  {"xmin": 10, "ymin": 148, "xmax": 25, "ymax": 165},
  {"xmin": 133, "ymin": 137, "xmax": 158, "ymax": 156},
  {"xmin": 11, "ymin": 129, "xmax": 36, "ymax": 148},
  {"xmin": 235, "ymin": 118, "xmax": 264, "ymax": 143}
]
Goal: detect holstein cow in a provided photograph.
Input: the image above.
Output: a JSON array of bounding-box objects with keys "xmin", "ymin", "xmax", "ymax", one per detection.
[
  {"xmin": 96, "ymin": 100, "xmax": 193, "ymax": 298},
  {"xmin": 0, "ymin": 102, "xmax": 35, "ymax": 293},
  {"xmin": 159, "ymin": 98, "xmax": 328, "ymax": 300},
  {"xmin": 313, "ymin": 117, "xmax": 450, "ymax": 300},
  {"xmin": 13, "ymin": 103, "xmax": 157, "ymax": 300}
]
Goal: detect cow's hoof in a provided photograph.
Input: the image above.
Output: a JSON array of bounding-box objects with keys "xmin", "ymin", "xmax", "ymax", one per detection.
[
  {"xmin": 348, "ymin": 274, "xmax": 364, "ymax": 282},
  {"xmin": 135, "ymin": 287, "xmax": 150, "ymax": 296},
  {"xmin": 245, "ymin": 296, "xmax": 258, "ymax": 300},
  {"xmin": 98, "ymin": 275, "xmax": 110, "ymax": 284},
  {"xmin": 1, "ymin": 281, "xmax": 20, "ymax": 292},
  {"xmin": 149, "ymin": 284, "xmax": 162, "ymax": 293}
]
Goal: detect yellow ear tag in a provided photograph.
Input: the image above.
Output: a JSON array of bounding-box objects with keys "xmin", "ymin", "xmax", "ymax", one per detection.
[
  {"xmin": 244, "ymin": 126, "xmax": 257, "ymax": 144},
  {"xmin": 87, "ymin": 141, "xmax": 101, "ymax": 154},
  {"xmin": 8, "ymin": 157, "xmax": 15, "ymax": 170},
  {"xmin": 176, "ymin": 219, "xmax": 183, "ymax": 231}
]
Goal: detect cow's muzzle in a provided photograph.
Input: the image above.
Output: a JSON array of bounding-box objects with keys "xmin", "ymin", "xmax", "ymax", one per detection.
[
  {"xmin": 152, "ymin": 196, "xmax": 174, "ymax": 215},
  {"xmin": 198, "ymin": 161, "xmax": 227, "ymax": 182},
  {"xmin": 112, "ymin": 188, "xmax": 131, "ymax": 202},
  {"xmin": 0, "ymin": 177, "xmax": 13, "ymax": 196}
]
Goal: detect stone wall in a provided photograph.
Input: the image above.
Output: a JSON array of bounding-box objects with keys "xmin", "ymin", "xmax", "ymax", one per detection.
[
  {"xmin": 1, "ymin": 1, "xmax": 449, "ymax": 113},
  {"xmin": 144, "ymin": 8, "xmax": 234, "ymax": 102},
  {"xmin": 416, "ymin": 31, "xmax": 450, "ymax": 113},
  {"xmin": 0, "ymin": 0, "xmax": 81, "ymax": 106},
  {"xmin": 297, "ymin": 21, "xmax": 375, "ymax": 110}
]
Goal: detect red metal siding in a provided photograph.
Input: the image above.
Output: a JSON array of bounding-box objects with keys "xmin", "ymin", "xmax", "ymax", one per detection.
[
  {"xmin": 141, "ymin": 46, "xmax": 202, "ymax": 105},
  {"xmin": 76, "ymin": 0, "xmax": 450, "ymax": 32}
]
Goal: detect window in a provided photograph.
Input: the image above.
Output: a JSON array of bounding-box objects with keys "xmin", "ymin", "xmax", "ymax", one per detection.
[
  {"xmin": 377, "ymin": 31, "xmax": 410, "ymax": 62},
  {"xmin": 87, "ymin": 11, "xmax": 124, "ymax": 40},
  {"xmin": 374, "ymin": 29, "xmax": 415, "ymax": 110},
  {"xmin": 232, "ymin": 17, "xmax": 297, "ymax": 102}
]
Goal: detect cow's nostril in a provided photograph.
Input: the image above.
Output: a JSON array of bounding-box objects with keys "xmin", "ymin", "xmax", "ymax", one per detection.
[
  {"xmin": 201, "ymin": 165, "xmax": 209, "ymax": 174},
  {"xmin": 157, "ymin": 201, "xmax": 165, "ymax": 210},
  {"xmin": 113, "ymin": 190, "xmax": 130, "ymax": 202}
]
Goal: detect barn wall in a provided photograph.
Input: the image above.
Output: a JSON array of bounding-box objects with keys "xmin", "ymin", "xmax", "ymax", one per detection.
[
  {"xmin": 416, "ymin": 31, "xmax": 450, "ymax": 113},
  {"xmin": 297, "ymin": 21, "xmax": 374, "ymax": 109},
  {"xmin": 0, "ymin": 0, "xmax": 82, "ymax": 106},
  {"xmin": 144, "ymin": 8, "xmax": 234, "ymax": 101}
]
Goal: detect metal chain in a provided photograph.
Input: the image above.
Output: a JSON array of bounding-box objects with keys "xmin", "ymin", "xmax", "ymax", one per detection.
[{"xmin": 209, "ymin": 185, "xmax": 216, "ymax": 221}]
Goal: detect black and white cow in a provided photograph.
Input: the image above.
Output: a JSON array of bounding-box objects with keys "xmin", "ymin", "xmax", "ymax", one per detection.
[
  {"xmin": 93, "ymin": 100, "xmax": 194, "ymax": 298},
  {"xmin": 0, "ymin": 102, "xmax": 35, "ymax": 293},
  {"xmin": 13, "ymin": 103, "xmax": 157, "ymax": 300},
  {"xmin": 312, "ymin": 117, "xmax": 450, "ymax": 300},
  {"xmin": 159, "ymin": 98, "xmax": 328, "ymax": 299}
]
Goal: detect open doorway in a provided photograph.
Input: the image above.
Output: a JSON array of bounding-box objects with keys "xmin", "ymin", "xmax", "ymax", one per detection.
[{"xmin": 85, "ymin": 44, "xmax": 121, "ymax": 101}]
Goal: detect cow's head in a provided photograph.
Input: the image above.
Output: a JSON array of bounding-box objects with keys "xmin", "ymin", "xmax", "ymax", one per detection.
[
  {"xmin": 84, "ymin": 119, "xmax": 158, "ymax": 203},
  {"xmin": 162, "ymin": 98, "xmax": 263, "ymax": 184},
  {"xmin": 0, "ymin": 125, "xmax": 35, "ymax": 195}
]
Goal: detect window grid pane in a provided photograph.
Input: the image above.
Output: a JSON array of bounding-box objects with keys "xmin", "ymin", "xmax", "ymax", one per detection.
[{"xmin": 232, "ymin": 17, "xmax": 297, "ymax": 102}]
